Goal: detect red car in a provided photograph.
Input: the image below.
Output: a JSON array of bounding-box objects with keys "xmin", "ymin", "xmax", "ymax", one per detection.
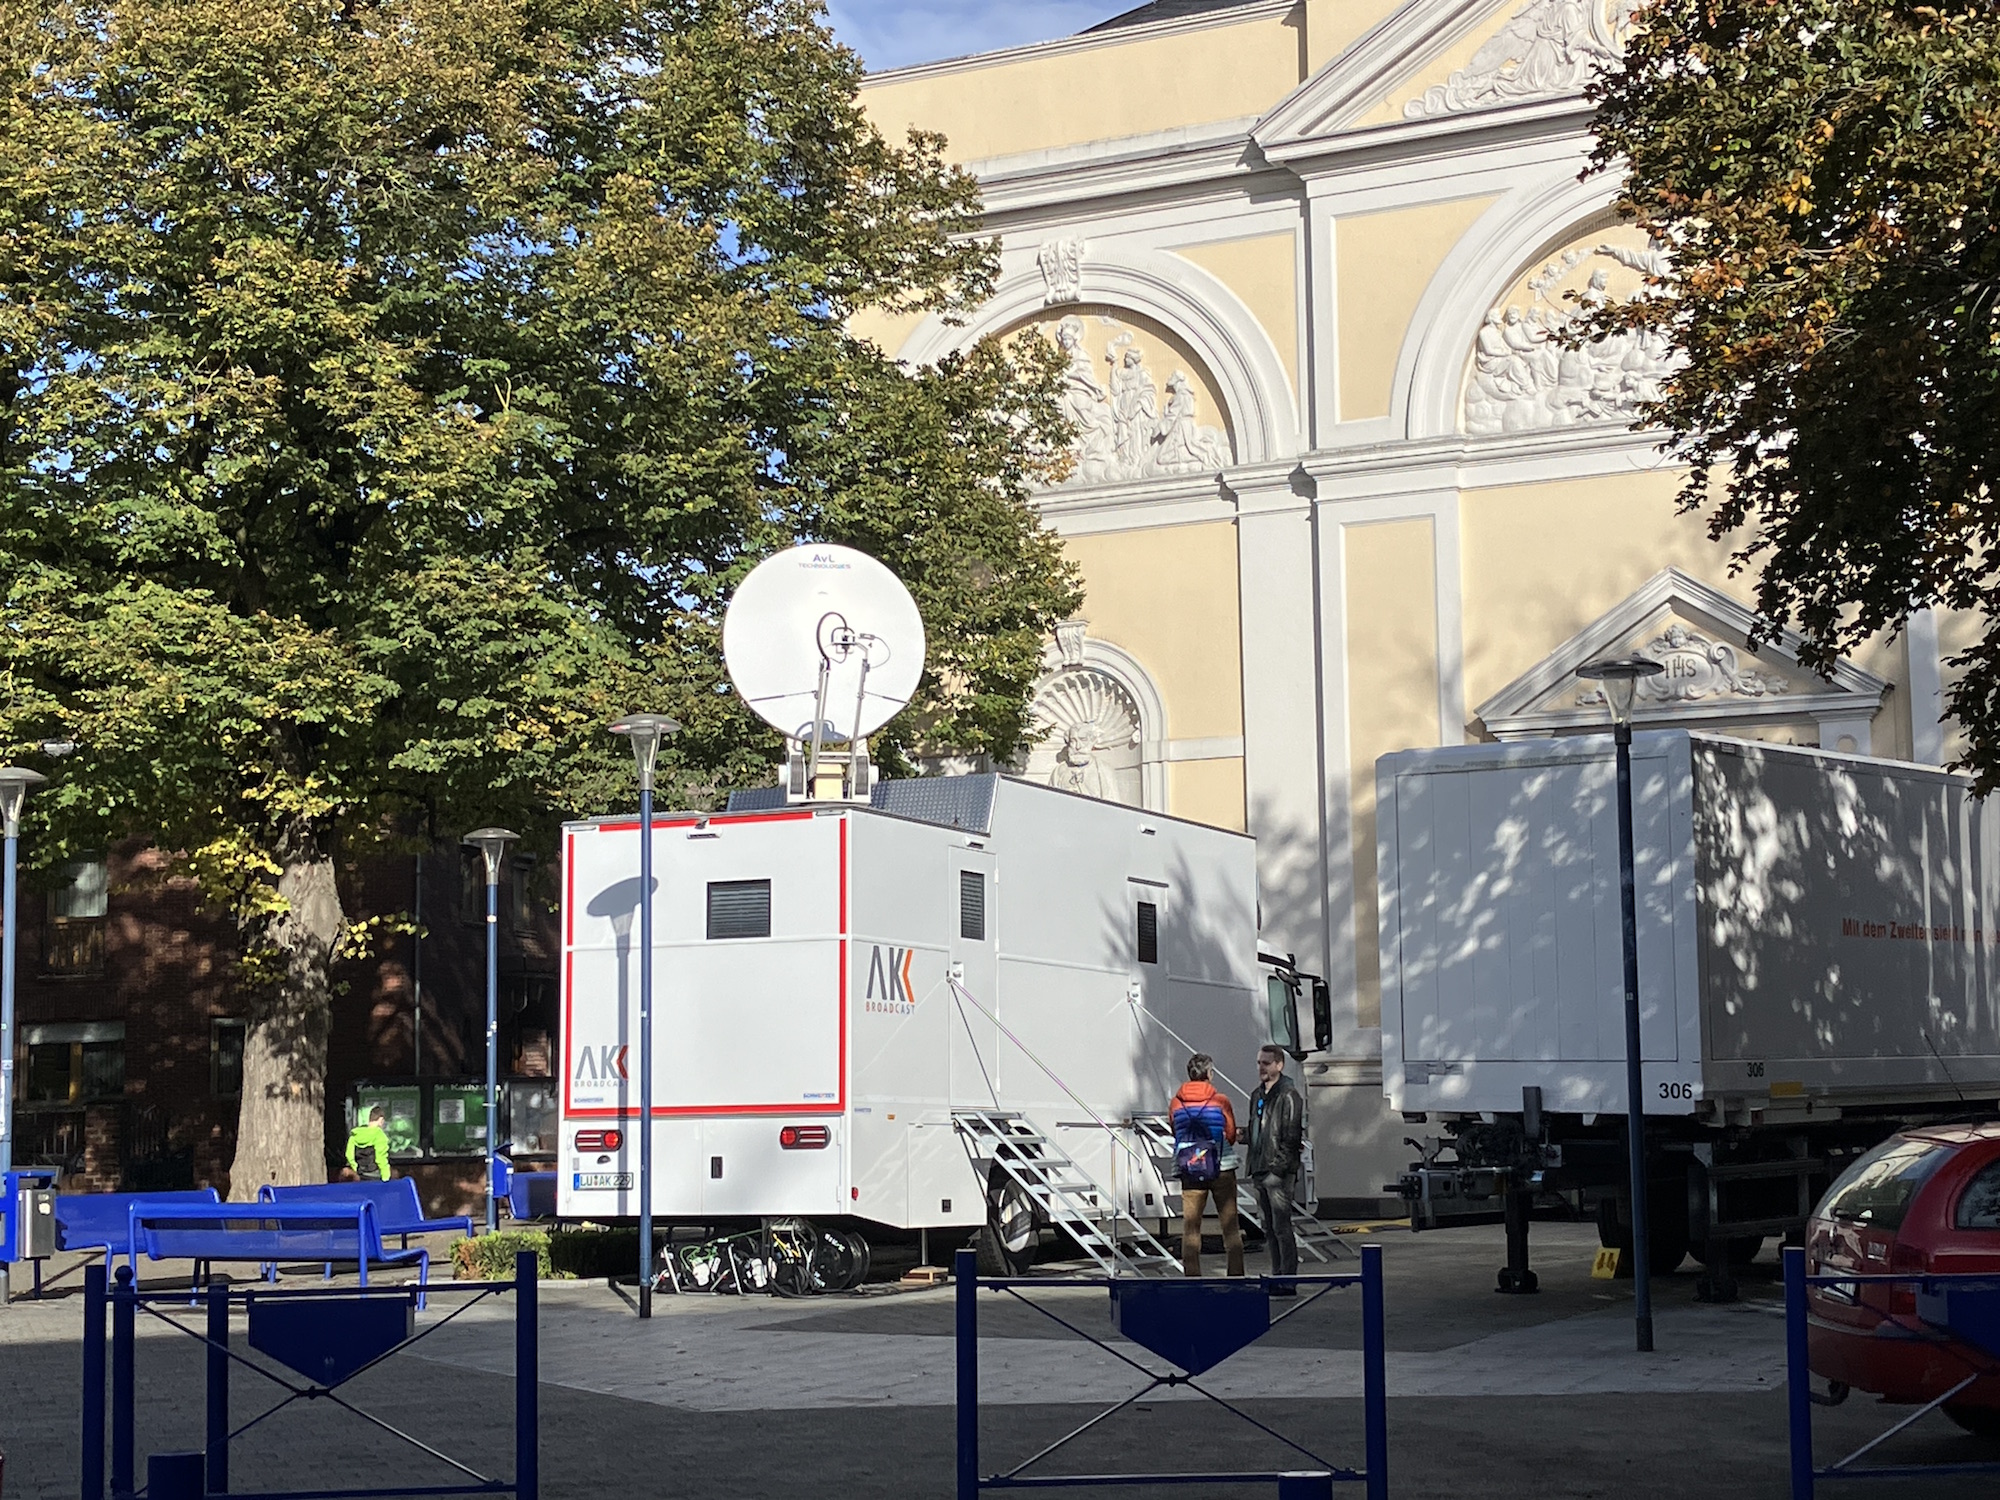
[{"xmin": 1807, "ymin": 1122, "xmax": 2000, "ymax": 1435}]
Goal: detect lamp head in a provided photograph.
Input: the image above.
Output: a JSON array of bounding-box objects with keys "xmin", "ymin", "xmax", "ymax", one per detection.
[
  {"xmin": 609, "ymin": 713, "xmax": 681, "ymax": 793},
  {"xmin": 462, "ymin": 827, "xmax": 519, "ymax": 886},
  {"xmin": 1576, "ymin": 657, "xmax": 1665, "ymax": 728},
  {"xmin": 0, "ymin": 766, "xmax": 47, "ymax": 839}
]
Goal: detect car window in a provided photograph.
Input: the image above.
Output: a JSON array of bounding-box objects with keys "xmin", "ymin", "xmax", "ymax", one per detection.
[
  {"xmin": 1957, "ymin": 1157, "xmax": 2000, "ymax": 1230},
  {"xmin": 1816, "ymin": 1135, "xmax": 1954, "ymax": 1231}
]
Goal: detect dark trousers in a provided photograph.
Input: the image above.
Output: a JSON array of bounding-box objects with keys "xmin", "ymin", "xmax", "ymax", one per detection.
[{"xmin": 1255, "ymin": 1172, "xmax": 1299, "ymax": 1280}]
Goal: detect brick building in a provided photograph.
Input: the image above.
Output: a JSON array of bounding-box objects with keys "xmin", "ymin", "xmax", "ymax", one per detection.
[{"xmin": 7, "ymin": 838, "xmax": 559, "ymax": 1198}]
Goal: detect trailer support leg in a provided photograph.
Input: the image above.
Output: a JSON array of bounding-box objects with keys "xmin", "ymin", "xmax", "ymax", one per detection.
[{"xmin": 1495, "ymin": 1182, "xmax": 1537, "ymax": 1295}]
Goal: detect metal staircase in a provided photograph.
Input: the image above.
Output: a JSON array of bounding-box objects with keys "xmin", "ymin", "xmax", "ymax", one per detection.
[
  {"xmin": 952, "ymin": 1109, "xmax": 1182, "ymax": 1277},
  {"xmin": 1131, "ymin": 1113, "xmax": 1355, "ymax": 1263}
]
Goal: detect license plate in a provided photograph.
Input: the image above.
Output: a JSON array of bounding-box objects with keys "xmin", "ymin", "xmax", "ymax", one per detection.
[{"xmin": 573, "ymin": 1172, "xmax": 633, "ymax": 1191}]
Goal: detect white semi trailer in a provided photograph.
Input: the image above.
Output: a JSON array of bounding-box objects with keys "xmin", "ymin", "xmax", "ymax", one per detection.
[
  {"xmin": 557, "ymin": 773, "xmax": 1314, "ymax": 1273},
  {"xmin": 1377, "ymin": 730, "xmax": 2000, "ymax": 1298}
]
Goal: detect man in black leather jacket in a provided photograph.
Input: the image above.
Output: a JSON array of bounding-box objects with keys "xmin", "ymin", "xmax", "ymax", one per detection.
[{"xmin": 1247, "ymin": 1045, "xmax": 1305, "ymax": 1293}]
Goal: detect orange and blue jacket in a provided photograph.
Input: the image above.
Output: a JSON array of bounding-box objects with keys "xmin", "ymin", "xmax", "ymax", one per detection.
[{"xmin": 1168, "ymin": 1080, "xmax": 1237, "ymax": 1149}]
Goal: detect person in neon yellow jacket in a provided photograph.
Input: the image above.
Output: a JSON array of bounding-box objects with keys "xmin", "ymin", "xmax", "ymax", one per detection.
[{"xmin": 344, "ymin": 1104, "xmax": 393, "ymax": 1182}]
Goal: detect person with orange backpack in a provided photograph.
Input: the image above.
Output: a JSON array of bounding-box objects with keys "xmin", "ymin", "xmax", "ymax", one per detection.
[{"xmin": 1169, "ymin": 1053, "xmax": 1244, "ymax": 1278}]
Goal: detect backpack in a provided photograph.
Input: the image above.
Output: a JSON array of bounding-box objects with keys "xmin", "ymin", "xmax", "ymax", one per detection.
[{"xmin": 1174, "ymin": 1107, "xmax": 1220, "ymax": 1185}]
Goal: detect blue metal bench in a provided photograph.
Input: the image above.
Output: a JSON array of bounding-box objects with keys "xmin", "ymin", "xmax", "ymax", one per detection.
[
  {"xmin": 494, "ymin": 1158, "xmax": 557, "ymax": 1222},
  {"xmin": 257, "ymin": 1178, "xmax": 473, "ymax": 1242},
  {"xmin": 54, "ymin": 1189, "xmax": 222, "ymax": 1260},
  {"xmin": 127, "ymin": 1202, "xmax": 430, "ymax": 1305}
]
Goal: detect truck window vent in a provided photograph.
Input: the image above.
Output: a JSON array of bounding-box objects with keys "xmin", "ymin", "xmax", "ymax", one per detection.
[
  {"xmin": 960, "ymin": 870, "xmax": 986, "ymax": 941},
  {"xmin": 1136, "ymin": 901, "xmax": 1158, "ymax": 965},
  {"xmin": 706, "ymin": 879, "xmax": 771, "ymax": 940}
]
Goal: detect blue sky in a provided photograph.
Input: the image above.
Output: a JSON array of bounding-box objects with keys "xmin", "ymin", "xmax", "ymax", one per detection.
[{"xmin": 823, "ymin": 1, "xmax": 1117, "ymax": 73}]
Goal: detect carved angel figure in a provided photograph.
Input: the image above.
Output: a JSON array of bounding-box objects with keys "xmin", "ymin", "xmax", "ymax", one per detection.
[
  {"xmin": 1106, "ymin": 336, "xmax": 1160, "ymax": 476},
  {"xmin": 1055, "ymin": 317, "xmax": 1118, "ymax": 484},
  {"xmin": 1407, "ymin": 0, "xmax": 1628, "ymax": 117},
  {"xmin": 1152, "ymin": 372, "xmax": 1230, "ymax": 473}
]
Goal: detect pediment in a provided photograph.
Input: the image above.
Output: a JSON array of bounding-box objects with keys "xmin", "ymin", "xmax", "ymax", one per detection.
[
  {"xmin": 1476, "ymin": 569, "xmax": 1893, "ymax": 750},
  {"xmin": 1254, "ymin": 0, "xmax": 1629, "ymax": 157}
]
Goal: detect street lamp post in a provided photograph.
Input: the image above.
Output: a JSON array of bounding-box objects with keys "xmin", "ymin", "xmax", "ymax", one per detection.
[
  {"xmin": 1577, "ymin": 656, "xmax": 1664, "ymax": 1354},
  {"xmin": 609, "ymin": 714, "xmax": 679, "ymax": 1320},
  {"xmin": 0, "ymin": 767, "xmax": 46, "ymax": 1308},
  {"xmin": 463, "ymin": 828, "xmax": 519, "ymax": 1235}
]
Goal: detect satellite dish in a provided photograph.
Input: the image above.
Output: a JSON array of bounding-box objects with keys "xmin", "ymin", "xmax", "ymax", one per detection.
[{"xmin": 723, "ymin": 544, "xmax": 926, "ymax": 745}]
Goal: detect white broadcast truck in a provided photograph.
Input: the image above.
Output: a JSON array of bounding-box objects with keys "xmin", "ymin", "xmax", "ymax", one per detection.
[
  {"xmin": 556, "ymin": 772, "xmax": 1321, "ymax": 1274},
  {"xmin": 1377, "ymin": 730, "xmax": 2000, "ymax": 1297}
]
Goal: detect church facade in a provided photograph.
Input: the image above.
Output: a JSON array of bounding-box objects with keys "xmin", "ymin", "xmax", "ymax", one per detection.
[{"xmin": 857, "ymin": 0, "xmax": 1962, "ymax": 1210}]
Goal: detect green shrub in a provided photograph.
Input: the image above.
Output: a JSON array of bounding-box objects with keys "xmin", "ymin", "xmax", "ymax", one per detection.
[
  {"xmin": 452, "ymin": 1230, "xmax": 552, "ymax": 1281},
  {"xmin": 550, "ymin": 1225, "xmax": 640, "ymax": 1280},
  {"xmin": 451, "ymin": 1224, "xmax": 653, "ymax": 1281}
]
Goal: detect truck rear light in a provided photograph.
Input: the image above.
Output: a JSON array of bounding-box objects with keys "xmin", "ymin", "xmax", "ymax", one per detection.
[
  {"xmin": 575, "ymin": 1129, "xmax": 623, "ymax": 1152},
  {"xmin": 779, "ymin": 1125, "xmax": 831, "ymax": 1150}
]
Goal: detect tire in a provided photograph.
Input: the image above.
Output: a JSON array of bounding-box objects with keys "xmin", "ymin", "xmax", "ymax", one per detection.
[
  {"xmin": 1595, "ymin": 1191, "xmax": 1689, "ymax": 1274},
  {"xmin": 837, "ymin": 1229, "xmax": 872, "ymax": 1290},
  {"xmin": 1945, "ymin": 1404, "xmax": 2000, "ymax": 1443},
  {"xmin": 980, "ymin": 1171, "xmax": 1037, "ymax": 1276},
  {"xmin": 1689, "ymin": 1236, "xmax": 1766, "ymax": 1268}
]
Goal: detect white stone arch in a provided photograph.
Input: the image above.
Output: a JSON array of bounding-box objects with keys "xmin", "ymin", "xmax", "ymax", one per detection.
[
  {"xmin": 1392, "ymin": 169, "xmax": 1626, "ymax": 440},
  {"xmin": 897, "ymin": 246, "xmax": 1302, "ymax": 468},
  {"xmin": 1020, "ymin": 627, "xmax": 1170, "ymax": 811}
]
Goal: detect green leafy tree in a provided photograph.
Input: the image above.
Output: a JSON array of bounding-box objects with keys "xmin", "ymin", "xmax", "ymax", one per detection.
[
  {"xmin": 1586, "ymin": 0, "xmax": 2000, "ymax": 775},
  {"xmin": 0, "ymin": 0, "xmax": 1078, "ymax": 1192}
]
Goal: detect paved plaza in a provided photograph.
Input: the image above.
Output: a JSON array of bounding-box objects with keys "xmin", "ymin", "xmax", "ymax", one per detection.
[{"xmin": 1, "ymin": 1222, "xmax": 1994, "ymax": 1498}]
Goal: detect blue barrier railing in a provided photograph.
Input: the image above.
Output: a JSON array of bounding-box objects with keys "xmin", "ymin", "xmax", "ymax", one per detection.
[
  {"xmin": 1784, "ymin": 1244, "xmax": 2000, "ymax": 1499},
  {"xmin": 954, "ymin": 1244, "xmax": 1388, "ymax": 1500},
  {"xmin": 82, "ymin": 1251, "xmax": 538, "ymax": 1500}
]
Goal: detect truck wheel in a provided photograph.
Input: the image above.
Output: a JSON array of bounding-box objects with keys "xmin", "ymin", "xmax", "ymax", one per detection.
[
  {"xmin": 1595, "ymin": 1192, "xmax": 1689, "ymax": 1274},
  {"xmin": 978, "ymin": 1172, "xmax": 1037, "ymax": 1276},
  {"xmin": 1689, "ymin": 1236, "xmax": 1765, "ymax": 1268}
]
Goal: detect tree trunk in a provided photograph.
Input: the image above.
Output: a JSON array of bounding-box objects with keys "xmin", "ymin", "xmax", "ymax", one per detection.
[{"xmin": 226, "ymin": 844, "xmax": 344, "ymax": 1200}]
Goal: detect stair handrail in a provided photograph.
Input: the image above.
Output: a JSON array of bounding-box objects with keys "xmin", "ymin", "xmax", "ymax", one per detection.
[{"xmin": 948, "ymin": 978, "xmax": 1159, "ymax": 1188}]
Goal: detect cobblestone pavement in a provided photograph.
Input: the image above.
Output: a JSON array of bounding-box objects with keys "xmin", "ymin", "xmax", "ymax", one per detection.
[{"xmin": 2, "ymin": 1222, "xmax": 1995, "ymax": 1499}]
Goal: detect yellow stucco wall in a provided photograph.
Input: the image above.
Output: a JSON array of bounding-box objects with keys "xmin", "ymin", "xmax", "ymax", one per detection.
[
  {"xmin": 1336, "ymin": 196, "xmax": 1496, "ymax": 422},
  {"xmin": 849, "ymin": 305, "xmax": 928, "ymax": 359},
  {"xmin": 1062, "ymin": 522, "xmax": 1244, "ymax": 741},
  {"xmin": 1169, "ymin": 233, "xmax": 1301, "ymax": 412},
  {"xmin": 1303, "ymin": 0, "xmax": 1407, "ymax": 75},
  {"xmin": 1460, "ymin": 474, "xmax": 1915, "ymax": 759},
  {"xmin": 1344, "ymin": 518, "xmax": 1441, "ymax": 1030},
  {"xmin": 1170, "ymin": 756, "xmax": 1248, "ymax": 833},
  {"xmin": 860, "ymin": 13, "xmax": 1303, "ymax": 164}
]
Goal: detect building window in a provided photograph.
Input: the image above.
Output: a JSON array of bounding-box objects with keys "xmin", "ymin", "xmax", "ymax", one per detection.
[
  {"xmin": 1135, "ymin": 901, "xmax": 1159, "ymax": 966},
  {"xmin": 706, "ymin": 879, "xmax": 771, "ymax": 940},
  {"xmin": 511, "ymin": 856, "xmax": 536, "ymax": 932},
  {"xmin": 461, "ymin": 847, "xmax": 487, "ymax": 924},
  {"xmin": 959, "ymin": 871, "xmax": 986, "ymax": 942},
  {"xmin": 19, "ymin": 1021, "xmax": 125, "ymax": 1103},
  {"xmin": 211, "ymin": 1018, "xmax": 246, "ymax": 1098},
  {"xmin": 45, "ymin": 857, "xmax": 108, "ymax": 975}
]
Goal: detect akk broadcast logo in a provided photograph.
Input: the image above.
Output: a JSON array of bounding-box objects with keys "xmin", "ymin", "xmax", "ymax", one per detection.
[
  {"xmin": 572, "ymin": 1044, "xmax": 629, "ymax": 1086},
  {"xmin": 865, "ymin": 944, "xmax": 917, "ymax": 1015}
]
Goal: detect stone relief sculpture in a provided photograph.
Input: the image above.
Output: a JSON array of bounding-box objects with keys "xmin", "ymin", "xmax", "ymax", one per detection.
[
  {"xmin": 1463, "ymin": 243, "xmax": 1678, "ymax": 436},
  {"xmin": 1405, "ymin": 0, "xmax": 1630, "ymax": 118},
  {"xmin": 1037, "ymin": 236, "xmax": 1087, "ymax": 305},
  {"xmin": 1575, "ymin": 621, "xmax": 1789, "ymax": 711},
  {"xmin": 1154, "ymin": 372, "xmax": 1231, "ymax": 473},
  {"xmin": 1055, "ymin": 316, "xmax": 1119, "ymax": 484},
  {"xmin": 1041, "ymin": 317, "xmax": 1232, "ymax": 488},
  {"xmin": 1021, "ymin": 668, "xmax": 1144, "ymax": 805}
]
